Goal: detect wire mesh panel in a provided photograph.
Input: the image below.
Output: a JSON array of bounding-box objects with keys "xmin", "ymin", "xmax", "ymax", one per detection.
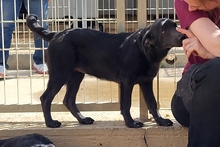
[
  {"xmin": 0, "ymin": 0, "xmax": 122, "ymax": 112},
  {"xmin": 0, "ymin": 0, "xmax": 186, "ymax": 119},
  {"xmin": 0, "ymin": 0, "xmax": 49, "ymax": 107}
]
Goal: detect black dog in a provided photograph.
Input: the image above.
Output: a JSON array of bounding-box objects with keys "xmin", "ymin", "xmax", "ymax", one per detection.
[
  {"xmin": 0, "ymin": 133, "xmax": 55, "ymax": 147},
  {"xmin": 26, "ymin": 14, "xmax": 185, "ymax": 128}
]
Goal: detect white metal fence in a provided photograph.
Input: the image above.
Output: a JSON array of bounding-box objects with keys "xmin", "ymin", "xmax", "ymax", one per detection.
[{"xmin": 0, "ymin": 0, "xmax": 185, "ymax": 120}]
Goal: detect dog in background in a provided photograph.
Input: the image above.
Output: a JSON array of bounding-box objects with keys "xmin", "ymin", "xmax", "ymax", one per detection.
[
  {"xmin": 19, "ymin": 2, "xmax": 104, "ymax": 32},
  {"xmin": 26, "ymin": 14, "xmax": 186, "ymax": 128},
  {"xmin": 63, "ymin": 15, "xmax": 104, "ymax": 32},
  {"xmin": 0, "ymin": 133, "xmax": 55, "ymax": 147}
]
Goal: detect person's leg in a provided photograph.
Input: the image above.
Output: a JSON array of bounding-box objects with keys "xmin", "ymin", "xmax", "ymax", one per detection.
[
  {"xmin": 188, "ymin": 57, "xmax": 220, "ymax": 147},
  {"xmin": 24, "ymin": 0, "xmax": 49, "ymax": 73},
  {"xmin": 171, "ymin": 91, "xmax": 190, "ymax": 127},
  {"xmin": 29, "ymin": 0, "xmax": 49, "ymax": 64},
  {"xmin": 0, "ymin": 0, "xmax": 22, "ymax": 73},
  {"xmin": 171, "ymin": 64, "xmax": 201, "ymax": 127}
]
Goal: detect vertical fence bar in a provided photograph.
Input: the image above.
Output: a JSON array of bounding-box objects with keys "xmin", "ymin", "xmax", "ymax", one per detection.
[
  {"xmin": 116, "ymin": 0, "xmax": 125, "ymax": 32},
  {"xmin": 156, "ymin": 0, "xmax": 159, "ymax": 19},
  {"xmin": 14, "ymin": 0, "xmax": 20, "ymax": 104},
  {"xmin": 0, "ymin": 0, "xmax": 7, "ymax": 103},
  {"xmin": 137, "ymin": 0, "xmax": 146, "ymax": 29},
  {"xmin": 156, "ymin": 0, "xmax": 160, "ymax": 110},
  {"xmin": 82, "ymin": 0, "xmax": 87, "ymax": 28},
  {"xmin": 116, "ymin": 0, "xmax": 125, "ymax": 108},
  {"xmin": 138, "ymin": 0, "xmax": 149, "ymax": 121}
]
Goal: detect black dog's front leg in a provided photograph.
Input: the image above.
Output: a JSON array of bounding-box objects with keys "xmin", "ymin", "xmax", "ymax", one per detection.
[
  {"xmin": 139, "ymin": 81, "xmax": 173, "ymax": 126},
  {"xmin": 120, "ymin": 81, "xmax": 143, "ymax": 128}
]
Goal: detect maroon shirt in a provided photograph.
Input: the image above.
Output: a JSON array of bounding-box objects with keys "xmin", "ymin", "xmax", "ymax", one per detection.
[{"xmin": 175, "ymin": 0, "xmax": 220, "ymax": 74}]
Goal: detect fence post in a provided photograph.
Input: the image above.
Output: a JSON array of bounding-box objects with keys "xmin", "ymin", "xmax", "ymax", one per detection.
[
  {"xmin": 116, "ymin": 0, "xmax": 125, "ymax": 32},
  {"xmin": 138, "ymin": 0, "xmax": 149, "ymax": 121},
  {"xmin": 138, "ymin": 0, "xmax": 147, "ymax": 29}
]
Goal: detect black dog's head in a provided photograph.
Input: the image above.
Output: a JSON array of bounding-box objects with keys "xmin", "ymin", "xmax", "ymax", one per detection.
[{"xmin": 143, "ymin": 18, "xmax": 186, "ymax": 49}]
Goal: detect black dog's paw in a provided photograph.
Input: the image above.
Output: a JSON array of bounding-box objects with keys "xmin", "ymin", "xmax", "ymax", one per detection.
[
  {"xmin": 46, "ymin": 120, "xmax": 62, "ymax": 128},
  {"xmin": 79, "ymin": 117, "xmax": 94, "ymax": 125},
  {"xmin": 126, "ymin": 121, "xmax": 143, "ymax": 128},
  {"xmin": 156, "ymin": 117, "xmax": 173, "ymax": 126}
]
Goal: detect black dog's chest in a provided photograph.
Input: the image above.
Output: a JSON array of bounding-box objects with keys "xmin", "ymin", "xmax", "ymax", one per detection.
[{"xmin": 138, "ymin": 67, "xmax": 160, "ymax": 82}]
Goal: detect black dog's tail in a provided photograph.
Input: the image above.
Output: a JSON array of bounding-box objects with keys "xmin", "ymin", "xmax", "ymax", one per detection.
[{"xmin": 26, "ymin": 14, "xmax": 55, "ymax": 42}]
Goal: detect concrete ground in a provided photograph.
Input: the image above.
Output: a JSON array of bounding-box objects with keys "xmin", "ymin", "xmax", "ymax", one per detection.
[{"xmin": 0, "ymin": 109, "xmax": 188, "ymax": 147}]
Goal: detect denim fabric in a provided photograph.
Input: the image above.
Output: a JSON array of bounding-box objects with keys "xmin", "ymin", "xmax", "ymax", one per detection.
[{"xmin": 0, "ymin": 0, "xmax": 49, "ymax": 69}]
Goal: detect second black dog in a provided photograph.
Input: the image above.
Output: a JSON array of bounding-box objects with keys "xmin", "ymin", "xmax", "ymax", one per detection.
[
  {"xmin": 0, "ymin": 133, "xmax": 55, "ymax": 147},
  {"xmin": 26, "ymin": 14, "xmax": 185, "ymax": 128}
]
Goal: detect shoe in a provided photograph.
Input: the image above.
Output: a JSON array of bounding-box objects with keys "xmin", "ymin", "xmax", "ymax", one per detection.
[
  {"xmin": 33, "ymin": 63, "xmax": 48, "ymax": 74},
  {"xmin": 0, "ymin": 65, "xmax": 7, "ymax": 77}
]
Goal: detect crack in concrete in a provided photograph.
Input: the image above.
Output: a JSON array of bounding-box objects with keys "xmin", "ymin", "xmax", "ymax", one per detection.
[{"xmin": 144, "ymin": 130, "xmax": 148, "ymax": 147}]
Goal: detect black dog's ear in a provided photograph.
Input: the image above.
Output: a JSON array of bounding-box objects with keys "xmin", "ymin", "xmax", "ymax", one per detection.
[{"xmin": 143, "ymin": 31, "xmax": 154, "ymax": 47}]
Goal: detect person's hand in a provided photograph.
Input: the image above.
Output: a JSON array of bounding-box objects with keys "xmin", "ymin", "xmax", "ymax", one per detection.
[{"xmin": 176, "ymin": 27, "xmax": 214, "ymax": 59}]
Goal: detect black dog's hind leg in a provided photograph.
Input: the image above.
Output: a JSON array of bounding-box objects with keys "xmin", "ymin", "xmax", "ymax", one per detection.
[
  {"xmin": 63, "ymin": 71, "xmax": 94, "ymax": 125},
  {"xmin": 120, "ymin": 81, "xmax": 143, "ymax": 128},
  {"xmin": 40, "ymin": 68, "xmax": 75, "ymax": 128},
  {"xmin": 139, "ymin": 81, "xmax": 173, "ymax": 126}
]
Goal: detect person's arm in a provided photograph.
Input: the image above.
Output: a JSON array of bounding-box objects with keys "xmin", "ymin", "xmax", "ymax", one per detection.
[
  {"xmin": 174, "ymin": 0, "xmax": 219, "ymax": 59},
  {"xmin": 176, "ymin": 17, "xmax": 220, "ymax": 59},
  {"xmin": 189, "ymin": 17, "xmax": 220, "ymax": 57},
  {"xmin": 177, "ymin": 25, "xmax": 216, "ymax": 59}
]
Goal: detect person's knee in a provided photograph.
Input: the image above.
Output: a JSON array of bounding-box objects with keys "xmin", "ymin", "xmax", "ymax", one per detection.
[
  {"xmin": 205, "ymin": 57, "xmax": 220, "ymax": 71},
  {"xmin": 193, "ymin": 57, "xmax": 220, "ymax": 82}
]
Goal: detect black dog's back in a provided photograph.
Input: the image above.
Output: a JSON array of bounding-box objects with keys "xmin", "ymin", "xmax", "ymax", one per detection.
[{"xmin": 48, "ymin": 28, "xmax": 134, "ymax": 81}]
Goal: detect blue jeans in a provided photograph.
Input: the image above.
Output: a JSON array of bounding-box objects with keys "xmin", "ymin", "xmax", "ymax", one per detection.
[{"xmin": 0, "ymin": 0, "xmax": 49, "ymax": 69}]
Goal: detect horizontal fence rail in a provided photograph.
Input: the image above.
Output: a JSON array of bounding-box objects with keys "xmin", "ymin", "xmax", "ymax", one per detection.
[{"xmin": 0, "ymin": 0, "xmax": 186, "ymax": 121}]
